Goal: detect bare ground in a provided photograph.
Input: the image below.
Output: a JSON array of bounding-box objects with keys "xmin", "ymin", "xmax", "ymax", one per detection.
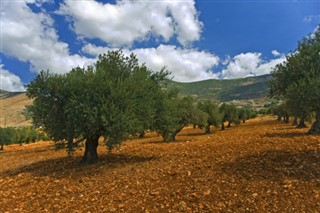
[
  {"xmin": 0, "ymin": 116, "xmax": 319, "ymax": 212},
  {"xmin": 0, "ymin": 93, "xmax": 32, "ymax": 128}
]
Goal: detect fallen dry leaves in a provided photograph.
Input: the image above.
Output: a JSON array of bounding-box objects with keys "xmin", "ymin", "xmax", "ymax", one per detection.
[{"xmin": 0, "ymin": 116, "xmax": 319, "ymax": 212}]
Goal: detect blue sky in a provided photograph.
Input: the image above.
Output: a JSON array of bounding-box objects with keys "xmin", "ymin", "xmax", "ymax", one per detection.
[{"xmin": 0, "ymin": 0, "xmax": 319, "ymax": 91}]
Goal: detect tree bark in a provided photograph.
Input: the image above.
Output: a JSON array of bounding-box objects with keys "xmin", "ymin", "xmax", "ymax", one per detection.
[
  {"xmin": 67, "ymin": 137, "xmax": 74, "ymax": 156},
  {"xmin": 308, "ymin": 112, "xmax": 320, "ymax": 134},
  {"xmin": 277, "ymin": 116, "xmax": 282, "ymax": 121},
  {"xmin": 297, "ymin": 117, "xmax": 307, "ymax": 128},
  {"xmin": 284, "ymin": 115, "xmax": 289, "ymax": 123},
  {"xmin": 160, "ymin": 132, "xmax": 170, "ymax": 142},
  {"xmin": 205, "ymin": 125, "xmax": 211, "ymax": 134},
  {"xmin": 243, "ymin": 120, "xmax": 245, "ymax": 123},
  {"xmin": 81, "ymin": 135, "xmax": 100, "ymax": 164},
  {"xmin": 227, "ymin": 121, "xmax": 231, "ymax": 128},
  {"xmin": 221, "ymin": 122, "xmax": 225, "ymax": 130},
  {"xmin": 139, "ymin": 131, "xmax": 145, "ymax": 138},
  {"xmin": 0, "ymin": 144, "xmax": 3, "ymax": 150},
  {"xmin": 168, "ymin": 126, "xmax": 184, "ymax": 142},
  {"xmin": 292, "ymin": 116, "xmax": 298, "ymax": 126}
]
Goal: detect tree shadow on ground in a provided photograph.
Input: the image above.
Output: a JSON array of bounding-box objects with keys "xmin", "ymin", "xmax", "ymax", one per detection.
[
  {"xmin": 264, "ymin": 132, "xmax": 309, "ymax": 138},
  {"xmin": 220, "ymin": 150, "xmax": 320, "ymax": 181},
  {"xmin": 145, "ymin": 139, "xmax": 194, "ymax": 145},
  {"xmin": 2, "ymin": 154, "xmax": 158, "ymax": 178},
  {"xmin": 179, "ymin": 132, "xmax": 206, "ymax": 136}
]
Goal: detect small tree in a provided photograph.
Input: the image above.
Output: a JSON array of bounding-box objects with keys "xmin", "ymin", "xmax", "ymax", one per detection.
[
  {"xmin": 154, "ymin": 92, "xmax": 201, "ymax": 142},
  {"xmin": 220, "ymin": 103, "xmax": 238, "ymax": 129},
  {"xmin": 190, "ymin": 106, "xmax": 208, "ymax": 130},
  {"xmin": 198, "ymin": 100, "xmax": 221, "ymax": 134},
  {"xmin": 0, "ymin": 127, "xmax": 15, "ymax": 150},
  {"xmin": 238, "ymin": 108, "xmax": 249, "ymax": 123}
]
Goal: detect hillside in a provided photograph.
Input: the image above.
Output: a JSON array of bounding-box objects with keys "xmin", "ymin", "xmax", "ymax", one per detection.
[
  {"xmin": 168, "ymin": 74, "xmax": 272, "ymax": 102},
  {"xmin": 0, "ymin": 74, "xmax": 271, "ymax": 127},
  {"xmin": 0, "ymin": 91, "xmax": 32, "ymax": 127}
]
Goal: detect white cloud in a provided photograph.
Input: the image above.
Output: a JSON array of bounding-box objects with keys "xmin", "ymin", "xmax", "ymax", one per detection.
[
  {"xmin": 304, "ymin": 15, "xmax": 320, "ymax": 23},
  {"xmin": 271, "ymin": 50, "xmax": 281, "ymax": 57},
  {"xmin": 58, "ymin": 0, "xmax": 202, "ymax": 47},
  {"xmin": 0, "ymin": 0, "xmax": 289, "ymax": 84},
  {"xmin": 83, "ymin": 44, "xmax": 220, "ymax": 82},
  {"xmin": 221, "ymin": 52, "xmax": 286, "ymax": 79},
  {"xmin": 0, "ymin": 65, "xmax": 25, "ymax": 92},
  {"xmin": 1, "ymin": 0, "xmax": 93, "ymax": 74},
  {"xmin": 222, "ymin": 55, "xmax": 231, "ymax": 65}
]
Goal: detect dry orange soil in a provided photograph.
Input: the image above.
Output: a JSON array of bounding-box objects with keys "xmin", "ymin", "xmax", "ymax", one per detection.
[
  {"xmin": 0, "ymin": 93, "xmax": 32, "ymax": 128},
  {"xmin": 0, "ymin": 116, "xmax": 319, "ymax": 212}
]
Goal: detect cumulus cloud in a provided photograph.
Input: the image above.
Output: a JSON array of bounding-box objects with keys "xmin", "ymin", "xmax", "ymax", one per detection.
[
  {"xmin": 83, "ymin": 44, "xmax": 220, "ymax": 82},
  {"xmin": 58, "ymin": 0, "xmax": 202, "ymax": 47},
  {"xmin": 271, "ymin": 50, "xmax": 281, "ymax": 57},
  {"xmin": 220, "ymin": 52, "xmax": 286, "ymax": 79},
  {"xmin": 0, "ymin": 0, "xmax": 289, "ymax": 84},
  {"xmin": 1, "ymin": 0, "xmax": 92, "ymax": 74},
  {"xmin": 0, "ymin": 65, "xmax": 25, "ymax": 92}
]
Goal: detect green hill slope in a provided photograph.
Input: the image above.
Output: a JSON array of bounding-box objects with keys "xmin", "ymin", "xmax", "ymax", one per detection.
[{"xmin": 167, "ymin": 74, "xmax": 271, "ymax": 102}]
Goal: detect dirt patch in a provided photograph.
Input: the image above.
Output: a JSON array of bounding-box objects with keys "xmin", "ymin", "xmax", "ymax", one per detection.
[
  {"xmin": 0, "ymin": 93, "xmax": 32, "ymax": 127},
  {"xmin": 0, "ymin": 117, "xmax": 319, "ymax": 212}
]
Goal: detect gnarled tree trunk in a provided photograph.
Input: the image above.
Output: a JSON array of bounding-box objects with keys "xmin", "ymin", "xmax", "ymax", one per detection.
[
  {"xmin": 284, "ymin": 114, "xmax": 289, "ymax": 123},
  {"xmin": 292, "ymin": 116, "xmax": 298, "ymax": 126},
  {"xmin": 221, "ymin": 121, "xmax": 225, "ymax": 130},
  {"xmin": 205, "ymin": 125, "xmax": 211, "ymax": 134},
  {"xmin": 81, "ymin": 135, "xmax": 100, "ymax": 164},
  {"xmin": 168, "ymin": 126, "xmax": 184, "ymax": 142},
  {"xmin": 139, "ymin": 131, "xmax": 145, "ymax": 138},
  {"xmin": 297, "ymin": 117, "xmax": 307, "ymax": 128},
  {"xmin": 308, "ymin": 112, "xmax": 320, "ymax": 134},
  {"xmin": 67, "ymin": 137, "xmax": 74, "ymax": 156}
]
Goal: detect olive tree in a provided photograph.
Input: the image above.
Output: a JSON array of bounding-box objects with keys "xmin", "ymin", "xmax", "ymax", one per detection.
[
  {"xmin": 269, "ymin": 25, "xmax": 320, "ymax": 133},
  {"xmin": 197, "ymin": 100, "xmax": 221, "ymax": 134},
  {"xmin": 27, "ymin": 50, "xmax": 167, "ymax": 163}
]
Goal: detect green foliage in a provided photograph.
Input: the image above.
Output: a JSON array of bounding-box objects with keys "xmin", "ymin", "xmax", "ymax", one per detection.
[
  {"xmin": 238, "ymin": 108, "xmax": 250, "ymax": 122},
  {"xmin": 0, "ymin": 127, "xmax": 45, "ymax": 150},
  {"xmin": 220, "ymin": 103, "xmax": 239, "ymax": 128},
  {"xmin": 197, "ymin": 100, "xmax": 221, "ymax": 133},
  {"xmin": 0, "ymin": 127, "xmax": 15, "ymax": 150},
  {"xmin": 269, "ymin": 25, "xmax": 320, "ymax": 133},
  {"xmin": 26, "ymin": 50, "xmax": 167, "ymax": 162},
  {"xmin": 154, "ymin": 91, "xmax": 202, "ymax": 141},
  {"xmin": 249, "ymin": 109, "xmax": 258, "ymax": 119},
  {"xmin": 258, "ymin": 108, "xmax": 268, "ymax": 115},
  {"xmin": 269, "ymin": 104, "xmax": 287, "ymax": 120}
]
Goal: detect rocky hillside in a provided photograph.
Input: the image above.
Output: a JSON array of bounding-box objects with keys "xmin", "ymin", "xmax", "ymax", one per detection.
[{"xmin": 0, "ymin": 91, "xmax": 32, "ymax": 127}]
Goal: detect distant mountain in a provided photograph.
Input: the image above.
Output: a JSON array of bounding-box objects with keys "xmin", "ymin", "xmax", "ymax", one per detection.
[
  {"xmin": 0, "ymin": 89, "xmax": 25, "ymax": 99},
  {"xmin": 0, "ymin": 89, "xmax": 8, "ymax": 97},
  {"xmin": 167, "ymin": 74, "xmax": 272, "ymax": 102},
  {"xmin": 0, "ymin": 74, "xmax": 271, "ymax": 127}
]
